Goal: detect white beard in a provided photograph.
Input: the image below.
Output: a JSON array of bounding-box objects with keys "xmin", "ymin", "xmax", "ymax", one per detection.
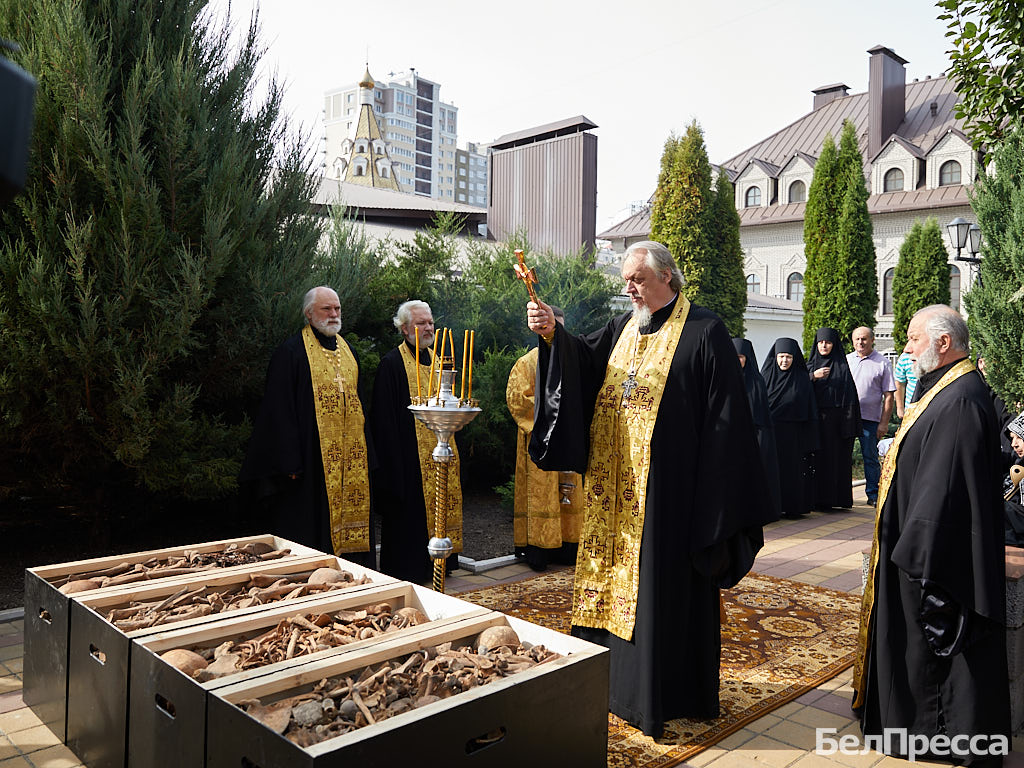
[
  {"xmin": 632, "ymin": 304, "xmax": 653, "ymax": 329},
  {"xmin": 313, "ymin": 318, "xmax": 341, "ymax": 336},
  {"xmin": 912, "ymin": 340, "xmax": 941, "ymax": 377}
]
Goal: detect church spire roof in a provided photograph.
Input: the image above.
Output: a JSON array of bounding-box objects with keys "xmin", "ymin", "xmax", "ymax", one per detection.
[{"xmin": 341, "ymin": 66, "xmax": 402, "ymax": 191}]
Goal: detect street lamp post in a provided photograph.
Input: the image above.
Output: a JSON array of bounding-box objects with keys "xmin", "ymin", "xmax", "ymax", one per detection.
[{"xmin": 946, "ymin": 217, "xmax": 983, "ymax": 287}]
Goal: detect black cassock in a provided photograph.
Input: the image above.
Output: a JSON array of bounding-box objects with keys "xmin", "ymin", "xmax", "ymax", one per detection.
[
  {"xmin": 806, "ymin": 328, "xmax": 860, "ymax": 509},
  {"xmin": 530, "ymin": 299, "xmax": 773, "ymax": 738},
  {"xmin": 857, "ymin": 361, "xmax": 1009, "ymax": 760},
  {"xmin": 369, "ymin": 343, "xmax": 437, "ymax": 584},
  {"xmin": 238, "ymin": 327, "xmax": 376, "ymax": 567},
  {"xmin": 733, "ymin": 338, "xmax": 782, "ymax": 522}
]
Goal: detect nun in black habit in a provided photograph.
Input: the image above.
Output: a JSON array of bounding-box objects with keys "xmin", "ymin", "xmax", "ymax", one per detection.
[
  {"xmin": 733, "ymin": 338, "xmax": 781, "ymax": 521},
  {"xmin": 806, "ymin": 328, "xmax": 861, "ymax": 509},
  {"xmin": 761, "ymin": 338, "xmax": 818, "ymax": 518}
]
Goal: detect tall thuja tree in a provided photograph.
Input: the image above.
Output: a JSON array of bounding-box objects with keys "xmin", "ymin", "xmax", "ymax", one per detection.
[
  {"xmin": 802, "ymin": 120, "xmax": 876, "ymax": 347},
  {"xmin": 802, "ymin": 132, "xmax": 842, "ymax": 349},
  {"xmin": 706, "ymin": 171, "xmax": 746, "ymax": 335},
  {"xmin": 650, "ymin": 121, "xmax": 714, "ymax": 306},
  {"xmin": 832, "ymin": 121, "xmax": 878, "ymax": 340},
  {"xmin": 964, "ymin": 128, "xmax": 1024, "ymax": 406},
  {"xmin": 0, "ymin": 0, "xmax": 323, "ymax": 500},
  {"xmin": 889, "ymin": 218, "xmax": 951, "ymax": 349},
  {"xmin": 891, "ymin": 221, "xmax": 923, "ymax": 349}
]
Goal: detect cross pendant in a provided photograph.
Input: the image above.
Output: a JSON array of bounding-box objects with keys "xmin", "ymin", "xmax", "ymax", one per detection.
[{"xmin": 621, "ymin": 373, "xmax": 638, "ymax": 404}]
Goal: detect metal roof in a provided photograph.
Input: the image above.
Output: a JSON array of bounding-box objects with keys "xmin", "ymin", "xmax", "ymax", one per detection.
[{"xmin": 491, "ymin": 115, "xmax": 598, "ymax": 149}]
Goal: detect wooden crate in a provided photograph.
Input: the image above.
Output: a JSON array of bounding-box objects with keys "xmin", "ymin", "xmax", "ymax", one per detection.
[
  {"xmin": 23, "ymin": 533, "xmax": 323, "ymax": 742},
  {"xmin": 206, "ymin": 612, "xmax": 609, "ymax": 768},
  {"xmin": 128, "ymin": 583, "xmax": 491, "ymax": 768},
  {"xmin": 65, "ymin": 554, "xmax": 389, "ymax": 768}
]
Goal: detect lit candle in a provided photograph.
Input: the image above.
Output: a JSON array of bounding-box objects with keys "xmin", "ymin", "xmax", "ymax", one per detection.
[
  {"xmin": 415, "ymin": 327, "xmax": 421, "ymax": 401},
  {"xmin": 468, "ymin": 330, "xmax": 474, "ymax": 400},
  {"xmin": 460, "ymin": 329, "xmax": 469, "ymax": 400},
  {"xmin": 428, "ymin": 326, "xmax": 440, "ymax": 399}
]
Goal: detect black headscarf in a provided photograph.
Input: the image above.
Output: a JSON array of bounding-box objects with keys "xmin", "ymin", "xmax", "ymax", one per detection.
[
  {"xmin": 732, "ymin": 338, "xmax": 772, "ymax": 429},
  {"xmin": 761, "ymin": 338, "xmax": 817, "ymax": 422},
  {"xmin": 806, "ymin": 328, "xmax": 861, "ymax": 410}
]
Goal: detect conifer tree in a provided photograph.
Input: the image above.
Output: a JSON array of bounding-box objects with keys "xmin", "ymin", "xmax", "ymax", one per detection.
[
  {"xmin": 706, "ymin": 172, "xmax": 746, "ymax": 336},
  {"xmin": 0, "ymin": 0, "xmax": 323, "ymax": 502},
  {"xmin": 802, "ymin": 133, "xmax": 841, "ymax": 349},
  {"xmin": 891, "ymin": 221, "xmax": 923, "ymax": 349},
  {"xmin": 964, "ymin": 128, "xmax": 1024, "ymax": 406},
  {"xmin": 889, "ymin": 218, "xmax": 951, "ymax": 349},
  {"xmin": 802, "ymin": 120, "xmax": 877, "ymax": 348},
  {"xmin": 651, "ymin": 120, "xmax": 743, "ymax": 326}
]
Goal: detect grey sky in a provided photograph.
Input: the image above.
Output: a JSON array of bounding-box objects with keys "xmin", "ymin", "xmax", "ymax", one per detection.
[{"xmin": 208, "ymin": 0, "xmax": 954, "ymax": 230}]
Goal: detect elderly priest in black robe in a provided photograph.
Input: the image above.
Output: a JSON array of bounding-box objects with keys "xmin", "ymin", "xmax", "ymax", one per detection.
[
  {"xmin": 239, "ymin": 287, "xmax": 375, "ymax": 567},
  {"xmin": 525, "ymin": 240, "xmax": 772, "ymax": 738},
  {"xmin": 853, "ymin": 304, "xmax": 1009, "ymax": 764},
  {"xmin": 369, "ymin": 300, "xmax": 463, "ymax": 583}
]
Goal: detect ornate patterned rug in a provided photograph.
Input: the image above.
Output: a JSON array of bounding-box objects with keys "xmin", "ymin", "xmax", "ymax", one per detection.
[{"xmin": 456, "ymin": 568, "xmax": 860, "ymax": 768}]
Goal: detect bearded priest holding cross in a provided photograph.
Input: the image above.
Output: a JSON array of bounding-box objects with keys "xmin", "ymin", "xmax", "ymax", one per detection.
[{"xmin": 522, "ymin": 241, "xmax": 773, "ymax": 738}]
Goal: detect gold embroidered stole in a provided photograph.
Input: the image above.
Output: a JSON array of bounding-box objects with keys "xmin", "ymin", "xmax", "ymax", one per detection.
[
  {"xmin": 302, "ymin": 325, "xmax": 371, "ymax": 554},
  {"xmin": 851, "ymin": 358, "xmax": 975, "ymax": 708},
  {"xmin": 573, "ymin": 297, "xmax": 691, "ymax": 640},
  {"xmin": 398, "ymin": 344, "xmax": 463, "ymax": 551}
]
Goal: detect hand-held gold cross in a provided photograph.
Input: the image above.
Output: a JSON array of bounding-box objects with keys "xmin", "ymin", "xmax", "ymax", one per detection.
[{"xmin": 513, "ymin": 249, "xmax": 540, "ymax": 305}]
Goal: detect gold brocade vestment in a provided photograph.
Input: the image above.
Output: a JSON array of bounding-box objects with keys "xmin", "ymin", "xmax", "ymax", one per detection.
[
  {"xmin": 506, "ymin": 347, "xmax": 582, "ymax": 549},
  {"xmin": 573, "ymin": 297, "xmax": 690, "ymax": 640},
  {"xmin": 851, "ymin": 358, "xmax": 975, "ymax": 708},
  {"xmin": 302, "ymin": 325, "xmax": 371, "ymax": 554},
  {"xmin": 398, "ymin": 344, "xmax": 463, "ymax": 551}
]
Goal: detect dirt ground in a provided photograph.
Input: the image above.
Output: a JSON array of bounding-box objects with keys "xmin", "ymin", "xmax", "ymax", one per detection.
[{"xmin": 0, "ymin": 490, "xmax": 513, "ymax": 611}]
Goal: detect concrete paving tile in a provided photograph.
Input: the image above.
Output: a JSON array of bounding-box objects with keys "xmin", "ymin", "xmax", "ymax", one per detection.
[
  {"xmin": 702, "ymin": 751, "xmax": 778, "ymax": 768},
  {"xmin": 795, "ymin": 688, "xmax": 828, "ymax": 705},
  {"xmin": 790, "ymin": 573, "xmax": 828, "ymax": 585},
  {"xmin": 734, "ymin": 734, "xmax": 804, "ymax": 768},
  {"xmin": 0, "ymin": 756, "xmax": 33, "ymax": 767},
  {"xmin": 689, "ymin": 745, "xmax": 729, "ymax": 767},
  {"xmin": 2, "ymin": 662, "xmax": 21, "ymax": 676},
  {"xmin": 763, "ymin": 719, "xmax": 820, "ymax": 750},
  {"xmin": 0, "ymin": 650, "xmax": 18, "ymax": 665},
  {"xmin": 747, "ymin": 713, "xmax": 783, "ymax": 733},
  {"xmin": 21, "ymin": 743, "xmax": 82, "ymax": 767},
  {"xmin": 811, "ymin": 691, "xmax": 855, "ymax": 719},
  {"xmin": 0, "ymin": 626, "xmax": 18, "ymax": 638},
  {"xmin": 0, "ymin": 679, "xmax": 19, "ymax": 696},
  {"xmin": 717, "ymin": 727, "xmax": 759, "ymax": 750},
  {"xmin": 5, "ymin": 724, "xmax": 60, "ymax": 752},
  {"xmin": 790, "ymin": 752, "xmax": 863, "ymax": 768},
  {"xmin": 0, "ymin": 694, "xmax": 23, "ymax": 716},
  {"xmin": 0, "ymin": 736, "xmax": 19, "ymax": 761},
  {"xmin": 772, "ymin": 701, "xmax": 807, "ymax": 719},
  {"xmin": 0, "ymin": 708, "xmax": 41, "ymax": 736},
  {"xmin": 789, "ymin": 704, "xmax": 856, "ymax": 731},
  {"xmin": 475, "ymin": 565, "xmax": 528, "ymax": 579}
]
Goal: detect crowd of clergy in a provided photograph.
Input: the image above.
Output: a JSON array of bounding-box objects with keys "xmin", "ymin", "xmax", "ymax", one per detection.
[{"xmin": 238, "ymin": 239, "xmax": 1021, "ymax": 765}]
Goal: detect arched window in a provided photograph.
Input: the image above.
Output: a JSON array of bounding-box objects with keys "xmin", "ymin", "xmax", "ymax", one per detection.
[
  {"xmin": 355, "ymin": 141, "xmax": 368, "ymax": 154},
  {"xmin": 745, "ymin": 186, "xmax": 761, "ymax": 207},
  {"xmin": 787, "ymin": 272, "xmax": 804, "ymax": 304},
  {"xmin": 939, "ymin": 160, "xmax": 961, "ymax": 186},
  {"xmin": 788, "ymin": 180, "xmax": 806, "ymax": 203},
  {"xmin": 882, "ymin": 267, "xmax": 895, "ymax": 315},
  {"xmin": 884, "ymin": 168, "xmax": 904, "ymax": 192},
  {"xmin": 950, "ymin": 264, "xmax": 961, "ymax": 312},
  {"xmin": 746, "ymin": 273, "xmax": 761, "ymax": 294}
]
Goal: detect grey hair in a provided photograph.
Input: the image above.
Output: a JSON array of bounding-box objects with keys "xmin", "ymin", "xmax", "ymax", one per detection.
[
  {"xmin": 916, "ymin": 304, "xmax": 969, "ymax": 352},
  {"xmin": 302, "ymin": 286, "xmax": 337, "ymax": 319},
  {"xmin": 624, "ymin": 240, "xmax": 684, "ymax": 292},
  {"xmin": 392, "ymin": 300, "xmax": 432, "ymax": 331}
]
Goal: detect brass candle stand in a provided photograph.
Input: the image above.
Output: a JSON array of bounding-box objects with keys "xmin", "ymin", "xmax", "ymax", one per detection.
[{"xmin": 409, "ymin": 368, "xmax": 480, "ymax": 592}]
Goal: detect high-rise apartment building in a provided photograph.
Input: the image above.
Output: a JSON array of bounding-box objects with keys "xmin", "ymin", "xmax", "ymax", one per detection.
[
  {"xmin": 455, "ymin": 142, "xmax": 488, "ymax": 208},
  {"xmin": 323, "ymin": 69, "xmax": 458, "ymax": 200}
]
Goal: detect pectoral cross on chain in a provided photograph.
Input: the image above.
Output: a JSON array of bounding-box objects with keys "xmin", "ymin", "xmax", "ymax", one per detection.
[{"xmin": 621, "ymin": 372, "xmax": 639, "ymax": 405}]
